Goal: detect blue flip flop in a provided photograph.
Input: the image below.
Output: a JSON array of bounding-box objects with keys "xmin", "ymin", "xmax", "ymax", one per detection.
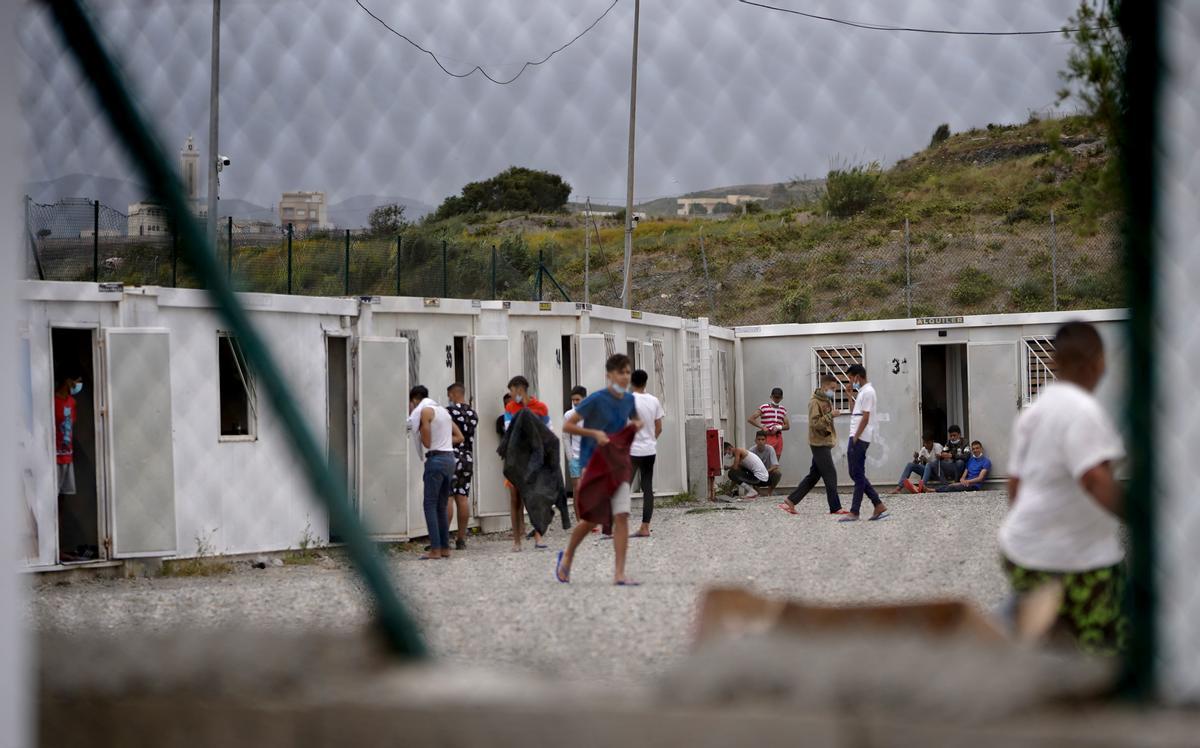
[
  {"xmin": 535, "ymin": 543, "xmax": 549, "ymax": 549},
  {"xmin": 615, "ymin": 579, "xmax": 642, "ymax": 587},
  {"xmin": 555, "ymin": 550, "xmax": 570, "ymax": 583},
  {"xmin": 836, "ymin": 514, "xmax": 860, "ymax": 523},
  {"xmin": 868, "ymin": 511, "xmax": 891, "ymax": 521}
]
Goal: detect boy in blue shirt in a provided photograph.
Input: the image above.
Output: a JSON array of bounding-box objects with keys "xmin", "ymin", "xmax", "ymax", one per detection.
[
  {"xmin": 936, "ymin": 440, "xmax": 992, "ymax": 492},
  {"xmin": 556, "ymin": 353, "xmax": 641, "ymax": 585}
]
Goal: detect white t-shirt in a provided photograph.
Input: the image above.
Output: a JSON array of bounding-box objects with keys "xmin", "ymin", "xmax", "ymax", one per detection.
[
  {"xmin": 563, "ymin": 408, "xmax": 582, "ymax": 460},
  {"xmin": 631, "ymin": 391, "xmax": 666, "ymax": 457},
  {"xmin": 738, "ymin": 449, "xmax": 769, "ymax": 483},
  {"xmin": 998, "ymin": 381, "xmax": 1125, "ymax": 572},
  {"xmin": 849, "ymin": 382, "xmax": 878, "ymax": 444},
  {"xmin": 408, "ymin": 398, "xmax": 453, "ymax": 459}
]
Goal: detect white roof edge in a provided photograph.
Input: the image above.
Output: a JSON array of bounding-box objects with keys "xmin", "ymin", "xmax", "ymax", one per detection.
[{"xmin": 733, "ymin": 308, "xmax": 1129, "ymax": 338}]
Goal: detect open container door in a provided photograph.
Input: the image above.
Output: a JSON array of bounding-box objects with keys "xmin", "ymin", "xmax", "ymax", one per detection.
[
  {"xmin": 577, "ymin": 333, "xmax": 607, "ymax": 396},
  {"xmin": 104, "ymin": 328, "xmax": 176, "ymax": 558},
  {"xmin": 472, "ymin": 335, "xmax": 510, "ymax": 517},
  {"xmin": 966, "ymin": 341, "xmax": 1018, "ymax": 480},
  {"xmin": 356, "ymin": 336, "xmax": 410, "ymax": 539}
]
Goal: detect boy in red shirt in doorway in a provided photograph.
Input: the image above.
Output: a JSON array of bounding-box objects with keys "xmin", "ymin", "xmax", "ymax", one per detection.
[
  {"xmin": 502, "ymin": 375, "xmax": 552, "ymax": 551},
  {"xmin": 54, "ymin": 370, "xmax": 84, "ymax": 497}
]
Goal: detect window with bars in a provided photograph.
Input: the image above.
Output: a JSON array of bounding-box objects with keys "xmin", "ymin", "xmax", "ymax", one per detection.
[
  {"xmin": 1022, "ymin": 337, "xmax": 1057, "ymax": 404},
  {"xmin": 652, "ymin": 339, "xmax": 666, "ymax": 402},
  {"xmin": 685, "ymin": 334, "xmax": 703, "ymax": 418},
  {"xmin": 522, "ymin": 330, "xmax": 539, "ymax": 396},
  {"xmin": 812, "ymin": 345, "xmax": 864, "ymax": 412},
  {"xmin": 218, "ymin": 333, "xmax": 257, "ymax": 439},
  {"xmin": 395, "ymin": 329, "xmax": 420, "ymax": 389},
  {"xmin": 603, "ymin": 333, "xmax": 616, "ymax": 359},
  {"xmin": 717, "ymin": 349, "xmax": 730, "ymax": 420}
]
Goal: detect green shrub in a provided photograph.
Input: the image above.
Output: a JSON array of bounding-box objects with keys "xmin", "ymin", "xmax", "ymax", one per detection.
[
  {"xmin": 820, "ymin": 247, "xmax": 851, "ymax": 267},
  {"xmin": 1010, "ymin": 277, "xmax": 1051, "ymax": 311},
  {"xmin": 929, "ymin": 123, "xmax": 951, "ymax": 147},
  {"xmin": 780, "ymin": 288, "xmax": 812, "ymax": 323},
  {"xmin": 951, "ymin": 267, "xmax": 995, "ymax": 305},
  {"xmin": 744, "ymin": 201, "xmax": 764, "ymax": 214},
  {"xmin": 823, "ymin": 160, "xmax": 884, "ymax": 218}
]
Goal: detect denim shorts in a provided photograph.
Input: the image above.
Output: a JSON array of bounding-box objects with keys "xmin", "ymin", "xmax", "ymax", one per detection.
[{"xmin": 568, "ymin": 457, "xmax": 582, "ymax": 478}]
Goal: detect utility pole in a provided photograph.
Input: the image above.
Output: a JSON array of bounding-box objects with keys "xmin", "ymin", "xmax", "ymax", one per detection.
[
  {"xmin": 619, "ymin": 0, "xmax": 640, "ymax": 309},
  {"xmin": 206, "ymin": 0, "xmax": 221, "ymax": 251},
  {"xmin": 584, "ymin": 197, "xmax": 591, "ymax": 305}
]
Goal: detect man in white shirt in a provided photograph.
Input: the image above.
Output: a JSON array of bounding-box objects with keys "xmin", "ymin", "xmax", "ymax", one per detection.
[
  {"xmin": 562, "ymin": 385, "xmax": 587, "ymax": 523},
  {"xmin": 838, "ymin": 364, "xmax": 888, "ymax": 522},
  {"xmin": 408, "ymin": 385, "xmax": 464, "ymax": 559},
  {"xmin": 630, "ymin": 370, "xmax": 666, "ymax": 537},
  {"xmin": 998, "ymin": 321, "xmax": 1125, "ymax": 653},
  {"xmin": 723, "ymin": 441, "xmax": 772, "ymax": 500}
]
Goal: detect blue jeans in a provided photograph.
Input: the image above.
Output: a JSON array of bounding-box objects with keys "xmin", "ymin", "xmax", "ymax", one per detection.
[
  {"xmin": 422, "ymin": 452, "xmax": 456, "ymax": 550},
  {"xmin": 897, "ymin": 461, "xmax": 938, "ymax": 487},
  {"xmin": 847, "ymin": 438, "xmax": 880, "ymax": 515}
]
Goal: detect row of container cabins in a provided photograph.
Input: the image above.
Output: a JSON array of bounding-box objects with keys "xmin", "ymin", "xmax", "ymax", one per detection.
[{"xmin": 17, "ymin": 279, "xmax": 1124, "ymax": 570}]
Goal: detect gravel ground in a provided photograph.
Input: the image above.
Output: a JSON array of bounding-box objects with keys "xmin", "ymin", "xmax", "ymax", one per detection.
[{"xmin": 30, "ymin": 490, "xmax": 1011, "ymax": 686}]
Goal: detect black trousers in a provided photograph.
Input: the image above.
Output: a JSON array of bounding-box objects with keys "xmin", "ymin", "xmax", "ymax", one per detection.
[
  {"xmin": 786, "ymin": 445, "xmax": 842, "ymax": 513},
  {"xmin": 631, "ymin": 454, "xmax": 657, "ymax": 524}
]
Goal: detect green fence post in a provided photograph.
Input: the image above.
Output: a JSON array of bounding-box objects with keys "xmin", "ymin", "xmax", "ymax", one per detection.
[
  {"xmin": 226, "ymin": 216, "xmax": 233, "ymax": 282},
  {"xmin": 396, "ymin": 235, "xmax": 402, "ymax": 297},
  {"xmin": 92, "ymin": 199, "xmax": 99, "ymax": 282},
  {"xmin": 286, "ymin": 223, "xmax": 293, "ymax": 295},
  {"xmin": 491, "ymin": 244, "xmax": 497, "ymax": 299},
  {"xmin": 536, "ymin": 249, "xmax": 544, "ymax": 301},
  {"xmin": 344, "ymin": 229, "xmax": 351, "ymax": 296},
  {"xmin": 441, "ymin": 238, "xmax": 448, "ymax": 298}
]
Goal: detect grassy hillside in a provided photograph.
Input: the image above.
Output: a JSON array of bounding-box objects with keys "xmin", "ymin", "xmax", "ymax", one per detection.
[
  {"xmin": 52, "ymin": 115, "xmax": 1123, "ymax": 326},
  {"xmin": 414, "ymin": 114, "xmax": 1122, "ymax": 325}
]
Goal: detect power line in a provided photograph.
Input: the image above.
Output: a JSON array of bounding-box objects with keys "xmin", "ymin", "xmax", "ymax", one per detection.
[
  {"xmin": 736, "ymin": 1, "xmax": 1114, "ymax": 36},
  {"xmin": 353, "ymin": 0, "xmax": 620, "ymax": 84}
]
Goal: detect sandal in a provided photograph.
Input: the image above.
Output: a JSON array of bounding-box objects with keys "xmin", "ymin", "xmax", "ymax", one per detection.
[{"xmin": 555, "ymin": 550, "xmax": 570, "ymax": 583}]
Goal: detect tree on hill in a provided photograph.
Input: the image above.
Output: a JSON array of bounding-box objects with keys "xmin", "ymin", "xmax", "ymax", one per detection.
[
  {"xmin": 1057, "ymin": 0, "xmax": 1124, "ymax": 139},
  {"xmin": 431, "ymin": 167, "xmax": 572, "ymax": 221},
  {"xmin": 368, "ymin": 203, "xmax": 407, "ymax": 235},
  {"xmin": 929, "ymin": 123, "xmax": 951, "ymax": 147}
]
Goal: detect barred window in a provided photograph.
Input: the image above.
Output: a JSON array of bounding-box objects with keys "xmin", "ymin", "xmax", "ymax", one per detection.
[
  {"xmin": 652, "ymin": 339, "xmax": 666, "ymax": 401},
  {"xmin": 1022, "ymin": 337, "xmax": 1057, "ymax": 404},
  {"xmin": 812, "ymin": 345, "xmax": 864, "ymax": 412},
  {"xmin": 522, "ymin": 330, "xmax": 539, "ymax": 396},
  {"xmin": 395, "ymin": 329, "xmax": 420, "ymax": 388}
]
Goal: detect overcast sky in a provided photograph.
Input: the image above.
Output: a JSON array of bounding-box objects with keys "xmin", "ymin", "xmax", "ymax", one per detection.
[{"xmin": 20, "ymin": 0, "xmax": 1084, "ymax": 208}]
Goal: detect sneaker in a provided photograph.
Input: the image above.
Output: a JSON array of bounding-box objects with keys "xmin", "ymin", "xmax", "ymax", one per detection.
[{"xmin": 455, "ymin": 538, "xmax": 466, "ymax": 551}]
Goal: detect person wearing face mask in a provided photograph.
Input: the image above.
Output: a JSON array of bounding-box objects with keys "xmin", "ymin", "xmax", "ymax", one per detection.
[
  {"xmin": 778, "ymin": 374, "xmax": 847, "ymax": 515},
  {"xmin": 938, "ymin": 425, "xmax": 970, "ymax": 483},
  {"xmin": 998, "ymin": 321, "xmax": 1125, "ymax": 654},
  {"xmin": 558, "ymin": 353, "xmax": 642, "ymax": 586},
  {"xmin": 837, "ymin": 364, "xmax": 889, "ymax": 522},
  {"xmin": 54, "ymin": 370, "xmax": 83, "ymax": 500},
  {"xmin": 748, "ymin": 387, "xmax": 790, "ymax": 461}
]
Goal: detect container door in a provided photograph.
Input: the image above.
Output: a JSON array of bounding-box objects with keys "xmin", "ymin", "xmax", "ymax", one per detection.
[
  {"xmin": 966, "ymin": 341, "xmax": 1018, "ymax": 479},
  {"xmin": 577, "ymin": 333, "xmax": 606, "ymax": 396},
  {"xmin": 357, "ymin": 336, "xmax": 410, "ymax": 538},
  {"xmin": 472, "ymin": 335, "xmax": 510, "ymax": 517},
  {"xmin": 104, "ymin": 328, "xmax": 176, "ymax": 558}
]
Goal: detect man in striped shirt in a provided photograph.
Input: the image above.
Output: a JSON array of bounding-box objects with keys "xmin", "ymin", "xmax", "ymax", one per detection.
[{"xmin": 748, "ymin": 387, "xmax": 790, "ymax": 460}]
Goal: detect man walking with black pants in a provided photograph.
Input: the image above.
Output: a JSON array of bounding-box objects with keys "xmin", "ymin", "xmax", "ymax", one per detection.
[
  {"xmin": 838, "ymin": 364, "xmax": 889, "ymax": 522},
  {"xmin": 629, "ymin": 369, "xmax": 665, "ymax": 538},
  {"xmin": 779, "ymin": 374, "xmax": 848, "ymax": 515}
]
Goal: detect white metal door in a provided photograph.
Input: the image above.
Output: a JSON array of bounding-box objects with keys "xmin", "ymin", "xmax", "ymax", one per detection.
[
  {"xmin": 473, "ymin": 335, "xmax": 510, "ymax": 516},
  {"xmin": 967, "ymin": 341, "xmax": 1019, "ymax": 480},
  {"xmin": 577, "ymin": 333, "xmax": 606, "ymax": 396},
  {"xmin": 104, "ymin": 328, "xmax": 177, "ymax": 558},
  {"xmin": 356, "ymin": 337, "xmax": 410, "ymax": 538}
]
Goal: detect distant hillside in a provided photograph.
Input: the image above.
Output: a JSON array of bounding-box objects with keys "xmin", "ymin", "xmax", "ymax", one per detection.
[
  {"xmin": 418, "ymin": 115, "xmax": 1123, "ymax": 325},
  {"xmin": 569, "ymin": 180, "xmax": 824, "ymax": 217}
]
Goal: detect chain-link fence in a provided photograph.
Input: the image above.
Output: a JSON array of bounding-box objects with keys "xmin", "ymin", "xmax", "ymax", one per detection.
[
  {"xmin": 28, "ymin": 195, "xmax": 1121, "ymax": 325},
  {"xmin": 17, "ymin": 0, "xmax": 1198, "ymax": 707}
]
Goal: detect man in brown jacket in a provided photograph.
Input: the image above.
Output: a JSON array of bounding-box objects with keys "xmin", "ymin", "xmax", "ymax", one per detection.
[{"xmin": 778, "ymin": 374, "xmax": 848, "ymax": 515}]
